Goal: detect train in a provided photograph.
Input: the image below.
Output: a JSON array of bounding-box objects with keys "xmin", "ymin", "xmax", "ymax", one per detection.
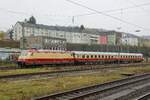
[{"xmin": 17, "ymin": 49, "xmax": 144, "ymax": 67}]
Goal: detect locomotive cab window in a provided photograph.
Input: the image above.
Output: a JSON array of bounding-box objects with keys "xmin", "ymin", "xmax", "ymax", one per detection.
[{"xmin": 29, "ymin": 52, "xmax": 33, "ymax": 56}]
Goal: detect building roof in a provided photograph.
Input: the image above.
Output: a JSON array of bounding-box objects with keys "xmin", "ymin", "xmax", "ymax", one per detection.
[
  {"xmin": 16, "ymin": 21, "xmax": 141, "ymax": 38},
  {"xmin": 122, "ymin": 32, "xmax": 139, "ymax": 38},
  {"xmin": 17, "ymin": 22, "xmax": 111, "ymax": 35},
  {"xmin": 21, "ymin": 35, "xmax": 66, "ymax": 41}
]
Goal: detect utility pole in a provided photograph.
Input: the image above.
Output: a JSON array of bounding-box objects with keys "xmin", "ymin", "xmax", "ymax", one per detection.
[
  {"xmin": 22, "ymin": 23, "xmax": 25, "ymax": 49},
  {"xmin": 72, "ymin": 16, "xmax": 74, "ymax": 25}
]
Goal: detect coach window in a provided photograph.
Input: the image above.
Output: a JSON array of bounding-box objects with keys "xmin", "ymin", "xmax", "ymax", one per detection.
[
  {"xmin": 99, "ymin": 55, "xmax": 101, "ymax": 58},
  {"xmin": 91, "ymin": 55, "xmax": 93, "ymax": 58},
  {"xmin": 95, "ymin": 55, "xmax": 97, "ymax": 58}
]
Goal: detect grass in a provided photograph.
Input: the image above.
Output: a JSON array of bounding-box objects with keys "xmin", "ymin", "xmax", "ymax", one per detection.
[
  {"xmin": 0, "ymin": 63, "xmax": 17, "ymax": 67},
  {"xmin": 0, "ymin": 65, "xmax": 150, "ymax": 100},
  {"xmin": 0, "ymin": 65, "xmax": 75, "ymax": 76},
  {"xmin": 0, "ymin": 71, "xmax": 122, "ymax": 100},
  {"xmin": 0, "ymin": 67, "xmax": 60, "ymax": 76}
]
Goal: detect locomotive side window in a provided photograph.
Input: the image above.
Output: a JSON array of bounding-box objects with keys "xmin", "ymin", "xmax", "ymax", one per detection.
[
  {"xmin": 82, "ymin": 55, "xmax": 85, "ymax": 58},
  {"xmin": 87, "ymin": 55, "xmax": 89, "ymax": 58}
]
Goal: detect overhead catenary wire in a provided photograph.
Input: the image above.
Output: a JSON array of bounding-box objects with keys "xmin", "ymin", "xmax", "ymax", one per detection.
[
  {"xmin": 74, "ymin": 1, "xmax": 150, "ymax": 17},
  {"xmin": 126, "ymin": 0, "xmax": 150, "ymax": 15},
  {"xmin": 0, "ymin": 7, "xmax": 73, "ymax": 18},
  {"xmin": 0, "ymin": 1, "xmax": 150, "ymax": 18},
  {"xmin": 65, "ymin": 0, "xmax": 150, "ymax": 31}
]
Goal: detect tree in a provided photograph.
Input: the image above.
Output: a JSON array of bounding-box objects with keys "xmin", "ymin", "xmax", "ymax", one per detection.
[
  {"xmin": 8, "ymin": 29, "xmax": 13, "ymax": 40},
  {"xmin": 27, "ymin": 16, "xmax": 36, "ymax": 24},
  {"xmin": 0, "ymin": 31, "xmax": 5, "ymax": 40},
  {"xmin": 80, "ymin": 25, "xmax": 85, "ymax": 30}
]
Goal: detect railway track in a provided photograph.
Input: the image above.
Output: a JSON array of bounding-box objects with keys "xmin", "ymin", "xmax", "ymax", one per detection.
[
  {"xmin": 0, "ymin": 63, "xmax": 150, "ymax": 80},
  {"xmin": 136, "ymin": 93, "xmax": 150, "ymax": 100},
  {"xmin": 0, "ymin": 66, "xmax": 20, "ymax": 70},
  {"xmin": 32, "ymin": 73, "xmax": 150, "ymax": 100},
  {"xmin": 0, "ymin": 62, "xmax": 150, "ymax": 71}
]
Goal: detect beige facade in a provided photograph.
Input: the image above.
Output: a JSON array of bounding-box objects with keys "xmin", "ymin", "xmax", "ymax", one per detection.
[
  {"xmin": 20, "ymin": 36, "xmax": 66, "ymax": 50},
  {"xmin": 139, "ymin": 38, "xmax": 150, "ymax": 47}
]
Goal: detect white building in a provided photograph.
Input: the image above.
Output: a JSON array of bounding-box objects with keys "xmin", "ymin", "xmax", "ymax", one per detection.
[
  {"xmin": 121, "ymin": 33, "xmax": 139, "ymax": 46},
  {"xmin": 13, "ymin": 22, "xmax": 100, "ymax": 44}
]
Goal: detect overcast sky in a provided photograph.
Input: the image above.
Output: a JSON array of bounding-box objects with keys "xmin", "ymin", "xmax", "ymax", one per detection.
[{"xmin": 0, "ymin": 0, "xmax": 150, "ymax": 36}]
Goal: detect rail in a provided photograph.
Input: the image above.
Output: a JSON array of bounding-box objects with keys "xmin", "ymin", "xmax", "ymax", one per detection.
[{"xmin": 32, "ymin": 73, "xmax": 150, "ymax": 100}]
